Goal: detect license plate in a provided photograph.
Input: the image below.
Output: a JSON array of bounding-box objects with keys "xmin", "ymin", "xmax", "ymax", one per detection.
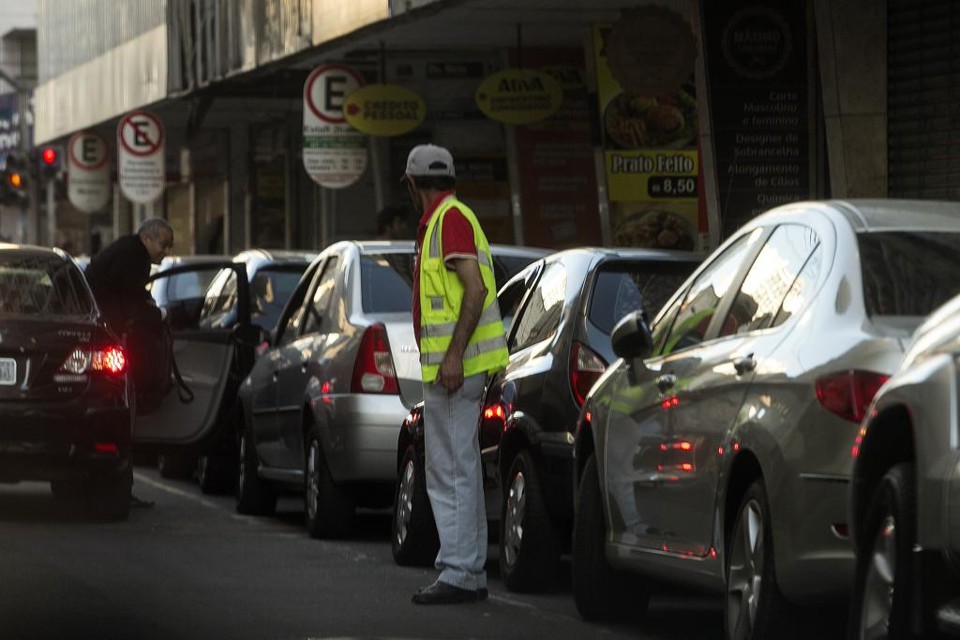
[{"xmin": 0, "ymin": 358, "xmax": 15, "ymax": 385}]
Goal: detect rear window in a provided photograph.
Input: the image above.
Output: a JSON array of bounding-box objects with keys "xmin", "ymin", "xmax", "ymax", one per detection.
[
  {"xmin": 859, "ymin": 232, "xmax": 960, "ymax": 317},
  {"xmin": 361, "ymin": 253, "xmax": 415, "ymax": 313},
  {"xmin": 0, "ymin": 254, "xmax": 94, "ymax": 316},
  {"xmin": 588, "ymin": 262, "xmax": 696, "ymax": 335}
]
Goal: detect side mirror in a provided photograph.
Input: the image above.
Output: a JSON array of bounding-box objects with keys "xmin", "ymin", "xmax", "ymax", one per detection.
[
  {"xmin": 611, "ymin": 310, "xmax": 654, "ymax": 360},
  {"xmin": 233, "ymin": 323, "xmax": 265, "ymax": 348}
]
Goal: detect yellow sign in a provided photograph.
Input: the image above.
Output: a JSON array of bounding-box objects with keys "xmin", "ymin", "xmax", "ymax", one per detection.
[
  {"xmin": 475, "ymin": 68, "xmax": 563, "ymax": 125},
  {"xmin": 343, "ymin": 84, "xmax": 426, "ymax": 137}
]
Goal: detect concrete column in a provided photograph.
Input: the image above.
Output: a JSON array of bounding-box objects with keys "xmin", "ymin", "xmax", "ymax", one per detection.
[
  {"xmin": 229, "ymin": 122, "xmax": 249, "ymax": 253},
  {"xmin": 814, "ymin": 0, "xmax": 887, "ymax": 197}
]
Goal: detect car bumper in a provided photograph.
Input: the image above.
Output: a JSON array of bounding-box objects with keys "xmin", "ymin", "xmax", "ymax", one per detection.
[
  {"xmin": 324, "ymin": 393, "xmax": 408, "ymax": 482},
  {"xmin": 0, "ymin": 401, "xmax": 132, "ymax": 482},
  {"xmin": 774, "ymin": 474, "xmax": 855, "ymax": 602}
]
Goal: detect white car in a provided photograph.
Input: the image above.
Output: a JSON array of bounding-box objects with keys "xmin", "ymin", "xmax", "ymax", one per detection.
[{"xmin": 850, "ymin": 292, "xmax": 960, "ymax": 638}]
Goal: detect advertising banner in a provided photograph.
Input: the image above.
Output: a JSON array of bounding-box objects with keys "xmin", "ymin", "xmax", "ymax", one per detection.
[
  {"xmin": 67, "ymin": 131, "xmax": 111, "ymax": 213},
  {"xmin": 302, "ymin": 64, "xmax": 368, "ymax": 189},
  {"xmin": 512, "ymin": 49, "xmax": 601, "ymax": 248},
  {"xmin": 343, "ymin": 84, "xmax": 426, "ymax": 137},
  {"xmin": 703, "ymin": 0, "xmax": 811, "ymax": 237},
  {"xmin": 594, "ymin": 3, "xmax": 703, "ymax": 251},
  {"xmin": 475, "ymin": 68, "xmax": 563, "ymax": 126}
]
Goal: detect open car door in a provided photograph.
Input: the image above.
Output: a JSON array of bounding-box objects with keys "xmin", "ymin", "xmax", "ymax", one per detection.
[{"xmin": 134, "ymin": 261, "xmax": 255, "ymax": 452}]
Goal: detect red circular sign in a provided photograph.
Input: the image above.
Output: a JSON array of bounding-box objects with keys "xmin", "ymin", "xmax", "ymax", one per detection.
[
  {"xmin": 304, "ymin": 64, "xmax": 365, "ymax": 125},
  {"xmin": 118, "ymin": 111, "xmax": 164, "ymax": 158},
  {"xmin": 68, "ymin": 131, "xmax": 110, "ymax": 171}
]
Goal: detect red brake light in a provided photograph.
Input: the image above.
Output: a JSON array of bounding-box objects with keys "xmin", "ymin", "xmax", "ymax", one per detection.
[
  {"xmin": 58, "ymin": 345, "xmax": 127, "ymax": 377},
  {"xmin": 351, "ymin": 323, "xmax": 399, "ymax": 394},
  {"xmin": 570, "ymin": 341, "xmax": 607, "ymax": 406},
  {"xmin": 815, "ymin": 370, "xmax": 889, "ymax": 423}
]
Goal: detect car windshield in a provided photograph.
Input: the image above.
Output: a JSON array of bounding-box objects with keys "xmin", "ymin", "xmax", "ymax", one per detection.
[
  {"xmin": 361, "ymin": 253, "xmax": 415, "ymax": 313},
  {"xmin": 589, "ymin": 262, "xmax": 696, "ymax": 335},
  {"xmin": 859, "ymin": 232, "xmax": 960, "ymax": 317},
  {"xmin": 0, "ymin": 254, "xmax": 95, "ymax": 317}
]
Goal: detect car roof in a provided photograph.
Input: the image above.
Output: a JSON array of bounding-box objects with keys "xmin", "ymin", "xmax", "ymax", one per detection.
[
  {"xmin": 0, "ymin": 243, "xmax": 71, "ymax": 261},
  {"xmin": 753, "ymin": 199, "xmax": 960, "ymax": 234},
  {"xmin": 542, "ymin": 246, "xmax": 705, "ymax": 264}
]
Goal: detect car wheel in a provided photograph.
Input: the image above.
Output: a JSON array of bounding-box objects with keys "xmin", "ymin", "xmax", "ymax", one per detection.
[
  {"xmin": 235, "ymin": 421, "xmax": 276, "ymax": 516},
  {"xmin": 304, "ymin": 425, "xmax": 354, "ymax": 539},
  {"xmin": 198, "ymin": 452, "xmax": 236, "ymax": 495},
  {"xmin": 500, "ymin": 449, "xmax": 560, "ymax": 592},
  {"xmin": 572, "ymin": 454, "xmax": 649, "ymax": 621},
  {"xmin": 391, "ymin": 444, "xmax": 439, "ymax": 566},
  {"xmin": 725, "ymin": 480, "xmax": 797, "ymax": 639},
  {"xmin": 849, "ymin": 463, "xmax": 916, "ymax": 640},
  {"xmin": 157, "ymin": 452, "xmax": 195, "ymax": 480},
  {"xmin": 85, "ymin": 466, "xmax": 132, "ymax": 521}
]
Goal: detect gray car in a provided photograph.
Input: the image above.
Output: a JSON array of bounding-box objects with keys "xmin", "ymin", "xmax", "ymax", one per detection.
[
  {"xmin": 572, "ymin": 200, "xmax": 960, "ymax": 638},
  {"xmin": 235, "ymin": 240, "xmax": 547, "ymax": 539},
  {"xmin": 849, "ymin": 292, "xmax": 960, "ymax": 638}
]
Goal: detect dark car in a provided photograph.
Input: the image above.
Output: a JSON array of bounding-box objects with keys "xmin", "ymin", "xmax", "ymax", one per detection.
[
  {"xmin": 234, "ymin": 241, "xmax": 548, "ymax": 538},
  {"xmin": 139, "ymin": 249, "xmax": 316, "ymax": 493},
  {"xmin": 0, "ymin": 244, "xmax": 133, "ymax": 519},
  {"xmin": 391, "ymin": 247, "xmax": 701, "ymax": 590}
]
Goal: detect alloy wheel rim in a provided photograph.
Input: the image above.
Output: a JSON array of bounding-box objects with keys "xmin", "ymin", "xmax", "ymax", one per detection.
[
  {"xmin": 727, "ymin": 498, "xmax": 764, "ymax": 638},
  {"xmin": 503, "ymin": 471, "xmax": 527, "ymax": 567},
  {"xmin": 306, "ymin": 442, "xmax": 320, "ymax": 521},
  {"xmin": 859, "ymin": 515, "xmax": 897, "ymax": 640},
  {"xmin": 395, "ymin": 460, "xmax": 416, "ymax": 546}
]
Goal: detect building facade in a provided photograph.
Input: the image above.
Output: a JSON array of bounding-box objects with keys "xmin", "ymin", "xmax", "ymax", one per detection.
[{"xmin": 27, "ymin": 0, "xmax": 958, "ymax": 256}]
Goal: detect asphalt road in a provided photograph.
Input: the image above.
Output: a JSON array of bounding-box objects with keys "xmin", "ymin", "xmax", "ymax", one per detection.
[{"xmin": 0, "ymin": 464, "xmax": 733, "ymax": 640}]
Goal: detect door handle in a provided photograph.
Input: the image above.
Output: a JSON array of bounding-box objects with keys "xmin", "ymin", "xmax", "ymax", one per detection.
[
  {"xmin": 733, "ymin": 355, "xmax": 756, "ymax": 375},
  {"xmin": 655, "ymin": 373, "xmax": 677, "ymax": 393}
]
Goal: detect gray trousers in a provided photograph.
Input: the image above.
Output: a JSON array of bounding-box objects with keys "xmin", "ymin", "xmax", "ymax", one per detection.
[{"xmin": 422, "ymin": 373, "xmax": 487, "ymax": 590}]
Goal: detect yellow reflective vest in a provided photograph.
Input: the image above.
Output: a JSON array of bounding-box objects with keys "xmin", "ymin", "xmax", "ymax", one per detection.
[{"xmin": 418, "ymin": 195, "xmax": 508, "ymax": 383}]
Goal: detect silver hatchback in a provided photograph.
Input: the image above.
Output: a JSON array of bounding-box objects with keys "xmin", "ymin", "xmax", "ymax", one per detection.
[{"xmin": 572, "ymin": 200, "xmax": 960, "ymax": 638}]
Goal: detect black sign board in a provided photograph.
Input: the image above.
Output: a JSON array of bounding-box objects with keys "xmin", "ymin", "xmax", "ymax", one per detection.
[{"xmin": 704, "ymin": 0, "xmax": 812, "ymax": 238}]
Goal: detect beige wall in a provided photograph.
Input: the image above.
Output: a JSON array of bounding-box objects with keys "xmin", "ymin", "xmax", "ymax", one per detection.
[{"xmin": 815, "ymin": 0, "xmax": 887, "ymax": 197}]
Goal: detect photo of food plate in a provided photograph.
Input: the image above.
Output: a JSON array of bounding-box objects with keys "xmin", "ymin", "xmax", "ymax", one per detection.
[
  {"xmin": 603, "ymin": 86, "xmax": 697, "ymax": 149},
  {"xmin": 614, "ymin": 209, "xmax": 696, "ymax": 250}
]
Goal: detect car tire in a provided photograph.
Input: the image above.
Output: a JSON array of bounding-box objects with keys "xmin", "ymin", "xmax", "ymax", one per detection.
[
  {"xmin": 500, "ymin": 449, "xmax": 561, "ymax": 592},
  {"xmin": 391, "ymin": 444, "xmax": 439, "ymax": 566},
  {"xmin": 157, "ymin": 452, "xmax": 195, "ymax": 480},
  {"xmin": 849, "ymin": 463, "xmax": 916, "ymax": 639},
  {"xmin": 725, "ymin": 480, "xmax": 798, "ymax": 639},
  {"xmin": 572, "ymin": 454, "xmax": 649, "ymax": 621},
  {"xmin": 198, "ymin": 452, "xmax": 236, "ymax": 495},
  {"xmin": 85, "ymin": 466, "xmax": 132, "ymax": 521},
  {"xmin": 235, "ymin": 421, "xmax": 276, "ymax": 516},
  {"xmin": 304, "ymin": 425, "xmax": 354, "ymax": 539}
]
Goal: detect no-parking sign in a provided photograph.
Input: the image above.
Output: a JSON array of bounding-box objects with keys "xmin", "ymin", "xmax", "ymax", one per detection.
[
  {"xmin": 118, "ymin": 110, "xmax": 165, "ymax": 204},
  {"xmin": 302, "ymin": 64, "xmax": 368, "ymax": 189},
  {"xmin": 67, "ymin": 131, "xmax": 110, "ymax": 213}
]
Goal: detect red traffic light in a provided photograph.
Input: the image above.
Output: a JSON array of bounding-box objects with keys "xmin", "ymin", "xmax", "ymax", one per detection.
[{"xmin": 41, "ymin": 147, "xmax": 58, "ymax": 166}]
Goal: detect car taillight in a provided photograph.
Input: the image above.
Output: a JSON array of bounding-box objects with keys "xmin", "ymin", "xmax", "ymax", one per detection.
[
  {"xmin": 58, "ymin": 345, "xmax": 128, "ymax": 377},
  {"xmin": 351, "ymin": 323, "xmax": 399, "ymax": 394},
  {"xmin": 570, "ymin": 341, "xmax": 607, "ymax": 406},
  {"xmin": 815, "ymin": 370, "xmax": 889, "ymax": 423}
]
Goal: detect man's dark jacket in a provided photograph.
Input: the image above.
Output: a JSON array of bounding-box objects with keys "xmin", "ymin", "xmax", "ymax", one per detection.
[{"xmin": 85, "ymin": 234, "xmax": 161, "ymax": 334}]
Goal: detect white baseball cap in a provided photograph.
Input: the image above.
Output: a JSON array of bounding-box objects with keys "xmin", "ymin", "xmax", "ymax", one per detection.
[{"xmin": 404, "ymin": 144, "xmax": 455, "ymax": 178}]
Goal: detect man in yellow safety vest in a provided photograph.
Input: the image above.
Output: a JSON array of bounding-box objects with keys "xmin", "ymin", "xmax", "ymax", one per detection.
[{"xmin": 404, "ymin": 144, "xmax": 508, "ymax": 605}]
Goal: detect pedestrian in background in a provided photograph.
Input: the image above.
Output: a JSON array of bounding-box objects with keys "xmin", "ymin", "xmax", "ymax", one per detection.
[
  {"xmin": 376, "ymin": 205, "xmax": 411, "ymax": 240},
  {"xmin": 85, "ymin": 217, "xmax": 174, "ymax": 509},
  {"xmin": 404, "ymin": 144, "xmax": 509, "ymax": 605}
]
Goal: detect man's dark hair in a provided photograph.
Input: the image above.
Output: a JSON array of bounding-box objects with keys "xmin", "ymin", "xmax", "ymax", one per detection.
[
  {"xmin": 411, "ymin": 175, "xmax": 456, "ymax": 192},
  {"xmin": 377, "ymin": 206, "xmax": 408, "ymax": 234}
]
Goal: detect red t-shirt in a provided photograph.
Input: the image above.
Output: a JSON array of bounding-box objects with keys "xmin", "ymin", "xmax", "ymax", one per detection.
[{"xmin": 412, "ymin": 192, "xmax": 477, "ymax": 346}]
